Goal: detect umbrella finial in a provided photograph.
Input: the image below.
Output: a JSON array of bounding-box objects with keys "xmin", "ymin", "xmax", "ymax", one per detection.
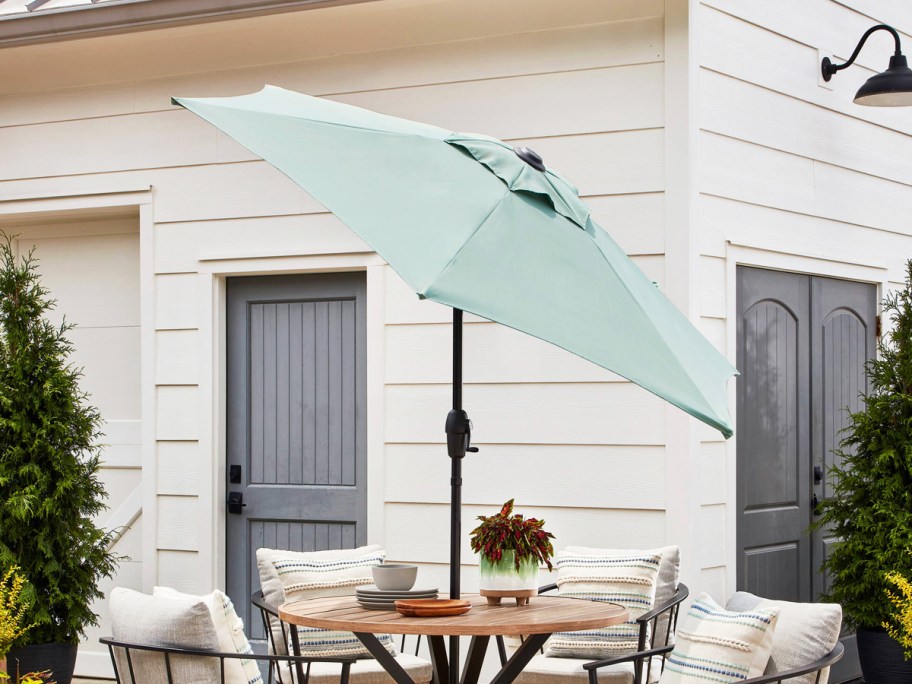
[{"xmin": 513, "ymin": 146, "xmax": 545, "ymax": 171}]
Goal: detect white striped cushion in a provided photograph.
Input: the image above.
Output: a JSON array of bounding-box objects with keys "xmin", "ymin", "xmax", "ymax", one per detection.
[
  {"xmin": 545, "ymin": 549, "xmax": 662, "ymax": 659},
  {"xmin": 155, "ymin": 586, "xmax": 263, "ymax": 684},
  {"xmin": 262, "ymin": 545, "xmax": 397, "ymax": 659},
  {"xmin": 660, "ymin": 593, "xmax": 780, "ymax": 683}
]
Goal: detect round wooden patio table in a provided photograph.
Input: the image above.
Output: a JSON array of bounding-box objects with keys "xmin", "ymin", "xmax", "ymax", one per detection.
[{"xmin": 280, "ymin": 594, "xmax": 628, "ymax": 684}]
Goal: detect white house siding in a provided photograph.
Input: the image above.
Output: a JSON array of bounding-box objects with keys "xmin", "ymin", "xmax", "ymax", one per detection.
[
  {"xmin": 0, "ymin": 0, "xmax": 691, "ymax": 676},
  {"xmin": 695, "ymin": 0, "xmax": 912, "ymax": 600}
]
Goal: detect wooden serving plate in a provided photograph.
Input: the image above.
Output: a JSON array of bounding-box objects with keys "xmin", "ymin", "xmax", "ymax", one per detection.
[{"xmin": 395, "ymin": 599, "xmax": 472, "ymax": 617}]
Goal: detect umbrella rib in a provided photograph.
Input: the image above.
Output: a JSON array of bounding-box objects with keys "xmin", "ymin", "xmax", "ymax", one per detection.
[
  {"xmin": 419, "ymin": 190, "xmax": 511, "ymax": 298},
  {"xmin": 582, "ymin": 226, "xmax": 736, "ymax": 397}
]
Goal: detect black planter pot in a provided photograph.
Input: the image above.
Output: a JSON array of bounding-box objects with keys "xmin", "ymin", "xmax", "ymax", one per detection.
[
  {"xmin": 857, "ymin": 627, "xmax": 912, "ymax": 684},
  {"xmin": 6, "ymin": 643, "xmax": 78, "ymax": 684}
]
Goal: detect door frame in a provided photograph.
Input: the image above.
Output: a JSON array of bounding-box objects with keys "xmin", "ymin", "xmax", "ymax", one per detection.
[
  {"xmin": 724, "ymin": 241, "xmax": 887, "ymax": 597},
  {"xmin": 195, "ymin": 252, "xmax": 388, "ymax": 592}
]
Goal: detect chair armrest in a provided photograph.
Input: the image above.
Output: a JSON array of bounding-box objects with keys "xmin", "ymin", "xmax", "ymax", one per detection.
[
  {"xmin": 636, "ymin": 583, "xmax": 689, "ymax": 625},
  {"xmin": 251, "ymin": 590, "xmax": 278, "ymax": 617},
  {"xmin": 581, "ymin": 645, "xmax": 674, "ymax": 672},
  {"xmin": 538, "ymin": 583, "xmax": 558, "ymax": 595},
  {"xmin": 739, "ymin": 643, "xmax": 845, "ymax": 684},
  {"xmin": 100, "ymin": 637, "xmax": 357, "ymax": 665}
]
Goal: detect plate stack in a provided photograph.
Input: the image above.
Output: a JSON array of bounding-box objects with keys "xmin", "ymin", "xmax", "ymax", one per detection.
[{"xmin": 356, "ymin": 585, "xmax": 438, "ymax": 611}]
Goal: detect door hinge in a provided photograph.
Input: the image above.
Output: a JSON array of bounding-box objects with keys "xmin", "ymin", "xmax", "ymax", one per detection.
[{"xmin": 876, "ymin": 315, "xmax": 883, "ymax": 338}]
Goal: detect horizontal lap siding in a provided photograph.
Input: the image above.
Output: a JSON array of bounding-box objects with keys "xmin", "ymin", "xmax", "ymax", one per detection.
[
  {"xmin": 0, "ymin": 0, "xmax": 670, "ymax": 607},
  {"xmin": 696, "ymin": 0, "xmax": 912, "ymax": 599},
  {"xmin": 385, "ymin": 503, "xmax": 666, "ymax": 566}
]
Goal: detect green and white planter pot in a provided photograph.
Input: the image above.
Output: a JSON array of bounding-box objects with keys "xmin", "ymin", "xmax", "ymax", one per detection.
[{"xmin": 478, "ymin": 551, "xmax": 539, "ymax": 605}]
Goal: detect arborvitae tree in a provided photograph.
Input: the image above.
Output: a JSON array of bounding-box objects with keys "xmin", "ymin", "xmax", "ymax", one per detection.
[
  {"xmin": 0, "ymin": 235, "xmax": 117, "ymax": 644},
  {"xmin": 817, "ymin": 260, "xmax": 912, "ymax": 630}
]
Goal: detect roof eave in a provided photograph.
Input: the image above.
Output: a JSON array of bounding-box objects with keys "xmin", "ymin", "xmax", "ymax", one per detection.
[{"xmin": 0, "ymin": 0, "xmax": 379, "ymax": 48}]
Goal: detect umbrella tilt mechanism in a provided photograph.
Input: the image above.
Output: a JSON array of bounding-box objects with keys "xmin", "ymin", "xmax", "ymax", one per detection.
[{"xmin": 445, "ymin": 410, "xmax": 478, "ymax": 459}]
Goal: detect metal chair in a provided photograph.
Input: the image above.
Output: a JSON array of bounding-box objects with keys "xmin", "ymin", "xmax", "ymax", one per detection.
[
  {"xmin": 496, "ymin": 582, "xmax": 689, "ymax": 683},
  {"xmin": 251, "ymin": 591, "xmax": 432, "ymax": 684},
  {"xmin": 585, "ymin": 641, "xmax": 844, "ymax": 684},
  {"xmin": 100, "ymin": 636, "xmax": 355, "ymax": 684}
]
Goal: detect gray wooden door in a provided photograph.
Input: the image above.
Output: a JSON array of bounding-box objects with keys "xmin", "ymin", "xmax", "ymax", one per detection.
[
  {"xmin": 226, "ymin": 273, "xmax": 367, "ymax": 646},
  {"xmin": 736, "ymin": 266, "xmax": 876, "ymax": 682},
  {"xmin": 736, "ymin": 268, "xmax": 811, "ymax": 601}
]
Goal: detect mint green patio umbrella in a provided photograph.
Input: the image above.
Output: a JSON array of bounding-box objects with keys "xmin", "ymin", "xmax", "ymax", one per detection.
[{"xmin": 173, "ymin": 86, "xmax": 737, "ymax": 603}]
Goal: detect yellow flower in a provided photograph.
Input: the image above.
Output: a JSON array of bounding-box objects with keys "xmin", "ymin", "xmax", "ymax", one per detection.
[
  {"xmin": 884, "ymin": 569, "xmax": 912, "ymax": 660},
  {"xmin": 0, "ymin": 566, "xmax": 36, "ymax": 659}
]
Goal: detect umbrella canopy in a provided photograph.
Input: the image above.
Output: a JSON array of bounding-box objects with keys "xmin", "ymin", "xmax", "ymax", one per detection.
[{"xmin": 174, "ymin": 86, "xmax": 737, "ymax": 436}]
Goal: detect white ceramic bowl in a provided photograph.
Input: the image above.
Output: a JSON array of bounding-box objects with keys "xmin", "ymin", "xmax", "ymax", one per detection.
[{"xmin": 371, "ymin": 564, "xmax": 418, "ymax": 591}]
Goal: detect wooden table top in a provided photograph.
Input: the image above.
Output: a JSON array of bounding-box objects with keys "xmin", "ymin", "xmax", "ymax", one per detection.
[{"xmin": 279, "ymin": 594, "xmax": 628, "ymax": 637}]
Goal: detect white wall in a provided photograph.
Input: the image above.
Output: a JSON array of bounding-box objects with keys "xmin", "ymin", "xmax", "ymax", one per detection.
[{"xmin": 694, "ymin": 0, "xmax": 912, "ymax": 601}]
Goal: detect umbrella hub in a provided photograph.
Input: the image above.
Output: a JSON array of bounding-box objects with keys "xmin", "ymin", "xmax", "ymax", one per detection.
[
  {"xmin": 513, "ymin": 146, "xmax": 545, "ymax": 172},
  {"xmin": 445, "ymin": 132, "xmax": 591, "ymax": 228}
]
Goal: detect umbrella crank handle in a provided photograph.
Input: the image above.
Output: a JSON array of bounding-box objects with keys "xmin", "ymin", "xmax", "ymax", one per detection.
[{"xmin": 446, "ymin": 409, "xmax": 480, "ymax": 458}]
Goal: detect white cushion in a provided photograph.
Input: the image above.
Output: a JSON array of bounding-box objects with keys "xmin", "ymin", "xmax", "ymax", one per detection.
[
  {"xmin": 109, "ymin": 587, "xmax": 221, "ymax": 683},
  {"xmin": 154, "ymin": 586, "xmax": 262, "ymax": 684},
  {"xmin": 546, "ymin": 548, "xmax": 663, "ymax": 659},
  {"xmin": 256, "ymin": 545, "xmax": 396, "ymax": 659},
  {"xmin": 565, "ymin": 545, "xmax": 680, "ymax": 647},
  {"xmin": 726, "ymin": 592, "xmax": 842, "ymax": 684},
  {"xmin": 514, "ymin": 653, "xmax": 664, "ymax": 684},
  {"xmin": 282, "ymin": 652, "xmax": 433, "ymax": 684},
  {"xmin": 659, "ymin": 593, "xmax": 780, "ymax": 683}
]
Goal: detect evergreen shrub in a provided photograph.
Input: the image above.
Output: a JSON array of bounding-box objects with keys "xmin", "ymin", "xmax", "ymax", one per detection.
[{"xmin": 0, "ymin": 235, "xmax": 118, "ymax": 644}]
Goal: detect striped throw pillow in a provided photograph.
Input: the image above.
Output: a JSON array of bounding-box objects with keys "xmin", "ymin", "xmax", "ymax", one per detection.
[
  {"xmin": 545, "ymin": 548, "xmax": 662, "ymax": 659},
  {"xmin": 660, "ymin": 593, "xmax": 780, "ymax": 683},
  {"xmin": 267, "ymin": 546, "xmax": 397, "ymax": 659}
]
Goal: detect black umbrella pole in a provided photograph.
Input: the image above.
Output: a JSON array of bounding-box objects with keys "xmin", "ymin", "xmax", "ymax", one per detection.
[
  {"xmin": 448, "ymin": 308, "xmax": 464, "ymax": 684},
  {"xmin": 451, "ymin": 307, "xmax": 463, "ymax": 600}
]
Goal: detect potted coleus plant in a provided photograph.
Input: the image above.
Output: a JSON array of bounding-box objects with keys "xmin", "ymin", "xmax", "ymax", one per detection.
[
  {"xmin": 815, "ymin": 261, "xmax": 912, "ymax": 684},
  {"xmin": 470, "ymin": 499, "xmax": 554, "ymax": 606},
  {"xmin": 0, "ymin": 237, "xmax": 118, "ymax": 684}
]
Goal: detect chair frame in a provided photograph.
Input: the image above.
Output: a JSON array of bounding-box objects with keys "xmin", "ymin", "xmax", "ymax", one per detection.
[
  {"xmin": 582, "ymin": 638, "xmax": 845, "ymax": 684},
  {"xmin": 99, "ymin": 636, "xmax": 355, "ymax": 684},
  {"xmin": 495, "ymin": 582, "xmax": 689, "ymax": 683},
  {"xmin": 251, "ymin": 590, "xmax": 425, "ymax": 684}
]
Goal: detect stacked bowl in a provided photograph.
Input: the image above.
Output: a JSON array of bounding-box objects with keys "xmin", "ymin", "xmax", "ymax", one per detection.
[{"xmin": 356, "ymin": 564, "xmax": 437, "ymax": 610}]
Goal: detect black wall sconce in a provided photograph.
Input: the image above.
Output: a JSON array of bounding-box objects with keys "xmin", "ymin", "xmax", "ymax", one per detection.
[{"xmin": 822, "ymin": 24, "xmax": 912, "ymax": 106}]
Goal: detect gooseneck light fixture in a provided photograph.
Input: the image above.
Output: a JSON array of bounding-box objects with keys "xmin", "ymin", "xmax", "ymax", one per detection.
[{"xmin": 822, "ymin": 24, "xmax": 912, "ymax": 106}]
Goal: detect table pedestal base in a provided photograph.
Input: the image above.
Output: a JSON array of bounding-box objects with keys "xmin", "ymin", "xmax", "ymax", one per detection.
[{"xmin": 353, "ymin": 631, "xmax": 549, "ymax": 684}]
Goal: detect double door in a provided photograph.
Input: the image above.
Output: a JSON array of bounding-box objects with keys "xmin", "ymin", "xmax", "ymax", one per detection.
[{"xmin": 736, "ymin": 266, "xmax": 877, "ymax": 681}]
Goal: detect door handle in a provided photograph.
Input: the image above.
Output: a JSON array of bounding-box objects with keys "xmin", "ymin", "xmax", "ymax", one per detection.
[
  {"xmin": 227, "ymin": 492, "xmax": 247, "ymax": 515},
  {"xmin": 813, "ymin": 493, "xmax": 822, "ymax": 516}
]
